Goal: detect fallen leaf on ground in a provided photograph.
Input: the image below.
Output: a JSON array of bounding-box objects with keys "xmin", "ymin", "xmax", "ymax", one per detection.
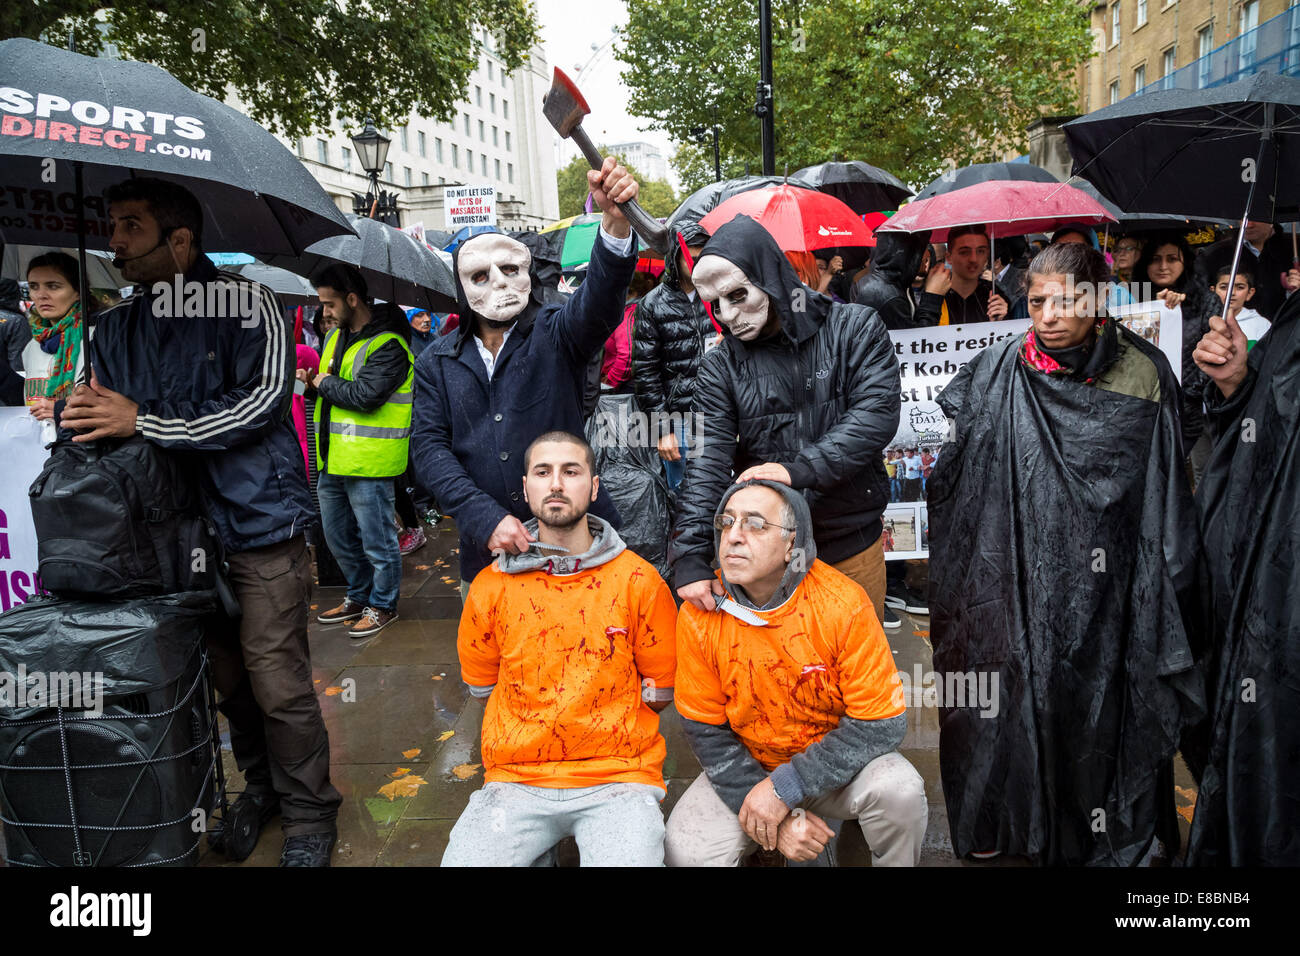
[
  {"xmin": 310, "ymin": 604, "xmax": 318, "ymax": 610},
  {"xmin": 389, "ymin": 767, "xmax": 411, "ymax": 778},
  {"xmin": 324, "ymin": 686, "xmax": 344, "ymax": 696},
  {"xmin": 451, "ymin": 763, "xmax": 481, "ymax": 780},
  {"xmin": 437, "ymin": 730, "xmax": 455, "ymax": 742},
  {"xmin": 431, "ymin": 674, "xmax": 443, "ymax": 681},
  {"xmin": 402, "ymin": 748, "xmax": 422, "ymax": 759},
  {"xmin": 378, "ymin": 773, "xmax": 428, "ymax": 800},
  {"xmin": 1177, "ymin": 804, "xmax": 1196, "ymax": 823},
  {"xmin": 313, "ymin": 679, "xmax": 321, "ymax": 684},
  {"xmin": 414, "ymin": 564, "xmax": 431, "ymax": 571},
  {"xmin": 1174, "ymin": 785, "xmax": 1198, "ymax": 802},
  {"xmin": 913, "ymin": 629, "xmax": 930, "ymax": 638}
]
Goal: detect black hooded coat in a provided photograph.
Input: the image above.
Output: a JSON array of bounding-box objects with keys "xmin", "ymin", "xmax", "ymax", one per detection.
[
  {"xmin": 1186, "ymin": 297, "xmax": 1300, "ymax": 866},
  {"xmin": 928, "ymin": 322, "xmax": 1207, "ymax": 865},
  {"xmin": 669, "ymin": 215, "xmax": 900, "ymax": 589},
  {"xmin": 851, "ymin": 230, "xmax": 933, "ymax": 330},
  {"xmin": 410, "ymin": 230, "xmax": 637, "ymax": 585}
]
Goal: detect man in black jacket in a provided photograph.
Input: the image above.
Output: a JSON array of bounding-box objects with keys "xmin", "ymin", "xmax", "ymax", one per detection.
[
  {"xmin": 60, "ymin": 177, "xmax": 340, "ymax": 867},
  {"xmin": 1195, "ymin": 220, "xmax": 1295, "ymax": 319},
  {"xmin": 630, "ymin": 221, "xmax": 714, "ymax": 490},
  {"xmin": 670, "ymin": 215, "xmax": 901, "ymax": 626},
  {"xmin": 307, "ymin": 263, "xmax": 413, "ymax": 639}
]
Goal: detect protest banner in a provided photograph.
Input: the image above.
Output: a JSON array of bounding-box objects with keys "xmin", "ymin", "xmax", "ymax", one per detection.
[
  {"xmin": 444, "ymin": 185, "xmax": 497, "ymax": 228},
  {"xmin": 883, "ymin": 320, "xmax": 1030, "ymax": 561},
  {"xmin": 1109, "ymin": 300, "xmax": 1184, "ymax": 383},
  {"xmin": 0, "ymin": 408, "xmax": 49, "ymax": 611}
]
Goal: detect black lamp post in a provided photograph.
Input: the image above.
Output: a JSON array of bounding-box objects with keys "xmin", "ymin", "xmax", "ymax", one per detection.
[{"xmin": 350, "ymin": 116, "xmax": 401, "ymax": 226}]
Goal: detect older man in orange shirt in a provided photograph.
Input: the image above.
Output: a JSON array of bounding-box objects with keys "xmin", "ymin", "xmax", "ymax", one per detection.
[
  {"xmin": 666, "ymin": 479, "xmax": 926, "ymax": 866},
  {"xmin": 443, "ymin": 431, "xmax": 677, "ymax": 867}
]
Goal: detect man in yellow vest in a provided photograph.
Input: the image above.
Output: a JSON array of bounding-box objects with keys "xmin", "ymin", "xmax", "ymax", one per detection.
[{"xmin": 304, "ymin": 263, "xmax": 414, "ymax": 638}]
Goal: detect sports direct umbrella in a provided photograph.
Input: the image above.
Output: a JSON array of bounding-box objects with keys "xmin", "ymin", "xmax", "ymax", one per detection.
[
  {"xmin": 0, "ymin": 38, "xmax": 353, "ymax": 254},
  {"xmin": 264, "ymin": 215, "xmax": 457, "ymax": 312},
  {"xmin": 793, "ymin": 160, "xmax": 913, "ymax": 214},
  {"xmin": 878, "ymin": 180, "xmax": 1115, "ymax": 241},
  {"xmin": 667, "ymin": 175, "xmax": 819, "ymax": 236},
  {"xmin": 915, "ymin": 161, "xmax": 1058, "ymax": 200},
  {"xmin": 698, "ymin": 185, "xmax": 876, "ymax": 259}
]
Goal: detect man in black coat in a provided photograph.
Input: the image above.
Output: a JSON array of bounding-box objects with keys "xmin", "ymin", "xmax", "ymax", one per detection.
[
  {"xmin": 630, "ymin": 220, "xmax": 714, "ymax": 490},
  {"xmin": 1195, "ymin": 221, "xmax": 1295, "ymax": 319},
  {"xmin": 670, "ymin": 215, "xmax": 901, "ymax": 626},
  {"xmin": 410, "ymin": 158, "xmax": 640, "ymax": 593}
]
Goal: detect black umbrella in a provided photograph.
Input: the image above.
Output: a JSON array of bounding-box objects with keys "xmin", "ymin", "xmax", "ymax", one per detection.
[
  {"xmin": 667, "ymin": 175, "xmax": 818, "ymax": 237},
  {"xmin": 1065, "ymin": 71, "xmax": 1300, "ymax": 318},
  {"xmin": 232, "ymin": 263, "xmax": 318, "ymax": 304},
  {"xmin": 915, "ymin": 161, "xmax": 1058, "ymax": 200},
  {"xmin": 792, "ymin": 160, "xmax": 913, "ymax": 214},
  {"xmin": 264, "ymin": 215, "xmax": 457, "ymax": 313},
  {"xmin": 1068, "ymin": 179, "xmax": 1232, "ymax": 234}
]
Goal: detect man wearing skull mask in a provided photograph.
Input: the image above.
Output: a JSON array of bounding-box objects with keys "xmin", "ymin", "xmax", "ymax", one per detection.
[
  {"xmin": 670, "ymin": 215, "xmax": 901, "ymax": 625},
  {"xmin": 411, "ymin": 158, "xmax": 641, "ymax": 593}
]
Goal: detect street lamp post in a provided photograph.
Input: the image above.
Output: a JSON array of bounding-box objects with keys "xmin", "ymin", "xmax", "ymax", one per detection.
[{"xmin": 350, "ymin": 116, "xmax": 401, "ymax": 226}]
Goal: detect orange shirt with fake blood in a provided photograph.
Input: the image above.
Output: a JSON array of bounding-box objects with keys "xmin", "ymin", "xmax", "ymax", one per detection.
[
  {"xmin": 675, "ymin": 560, "xmax": 904, "ymax": 771},
  {"xmin": 458, "ymin": 551, "xmax": 678, "ymax": 790}
]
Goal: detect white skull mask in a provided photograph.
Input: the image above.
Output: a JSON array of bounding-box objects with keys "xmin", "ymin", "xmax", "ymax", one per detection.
[
  {"xmin": 457, "ymin": 233, "xmax": 533, "ymax": 322},
  {"xmin": 691, "ymin": 255, "xmax": 771, "ymax": 340}
]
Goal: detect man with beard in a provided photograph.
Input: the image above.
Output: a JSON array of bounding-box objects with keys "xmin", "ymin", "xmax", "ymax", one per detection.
[
  {"xmin": 666, "ymin": 479, "xmax": 926, "ymax": 867},
  {"xmin": 1188, "ymin": 279, "xmax": 1300, "ymax": 865},
  {"xmin": 442, "ymin": 432, "xmax": 678, "ymax": 866},
  {"xmin": 411, "ymin": 158, "xmax": 640, "ymax": 596},
  {"xmin": 670, "ymin": 215, "xmax": 901, "ymax": 627}
]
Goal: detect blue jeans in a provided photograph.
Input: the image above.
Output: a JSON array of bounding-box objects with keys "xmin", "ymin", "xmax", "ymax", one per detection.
[
  {"xmin": 889, "ymin": 477, "xmax": 902, "ymax": 502},
  {"xmin": 317, "ymin": 472, "xmax": 401, "ymax": 612},
  {"xmin": 662, "ymin": 418, "xmax": 691, "ymax": 492}
]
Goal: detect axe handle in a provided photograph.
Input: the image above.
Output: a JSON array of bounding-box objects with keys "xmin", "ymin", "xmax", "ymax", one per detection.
[{"xmin": 571, "ymin": 125, "xmax": 670, "ymax": 255}]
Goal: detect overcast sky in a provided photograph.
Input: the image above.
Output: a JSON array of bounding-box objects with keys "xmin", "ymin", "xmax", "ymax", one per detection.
[{"xmin": 534, "ymin": 0, "xmax": 680, "ymax": 187}]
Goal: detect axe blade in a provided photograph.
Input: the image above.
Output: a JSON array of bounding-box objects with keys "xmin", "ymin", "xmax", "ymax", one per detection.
[{"xmin": 542, "ymin": 67, "xmax": 590, "ymax": 138}]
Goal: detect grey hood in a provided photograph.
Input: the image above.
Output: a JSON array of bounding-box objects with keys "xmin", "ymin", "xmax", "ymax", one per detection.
[
  {"xmin": 715, "ymin": 479, "xmax": 816, "ymax": 611},
  {"xmin": 496, "ymin": 514, "xmax": 626, "ymax": 575}
]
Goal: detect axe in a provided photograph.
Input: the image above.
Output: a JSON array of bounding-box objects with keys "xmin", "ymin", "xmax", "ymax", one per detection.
[{"xmin": 543, "ymin": 68, "xmax": 670, "ymax": 254}]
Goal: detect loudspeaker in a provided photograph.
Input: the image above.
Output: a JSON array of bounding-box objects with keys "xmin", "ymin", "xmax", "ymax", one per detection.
[{"xmin": 0, "ymin": 639, "xmax": 217, "ymax": 868}]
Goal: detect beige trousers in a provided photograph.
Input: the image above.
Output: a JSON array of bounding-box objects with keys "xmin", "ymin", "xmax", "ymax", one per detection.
[
  {"xmin": 664, "ymin": 752, "xmax": 927, "ymax": 867},
  {"xmin": 830, "ymin": 535, "xmax": 887, "ymax": 627}
]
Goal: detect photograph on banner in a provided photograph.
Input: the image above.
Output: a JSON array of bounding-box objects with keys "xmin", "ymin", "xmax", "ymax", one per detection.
[
  {"xmin": 1109, "ymin": 300, "xmax": 1184, "ymax": 384},
  {"xmin": 0, "ymin": 408, "xmax": 51, "ymax": 611},
  {"xmin": 444, "ymin": 185, "xmax": 497, "ymax": 228},
  {"xmin": 881, "ymin": 503, "xmax": 927, "ymax": 560}
]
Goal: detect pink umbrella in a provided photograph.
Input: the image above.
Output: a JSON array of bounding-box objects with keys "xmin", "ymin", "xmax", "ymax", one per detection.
[
  {"xmin": 699, "ymin": 184, "xmax": 877, "ymax": 253},
  {"xmin": 878, "ymin": 180, "xmax": 1116, "ymax": 241}
]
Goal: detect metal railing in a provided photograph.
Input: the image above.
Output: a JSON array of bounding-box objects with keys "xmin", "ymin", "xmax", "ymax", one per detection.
[{"xmin": 1133, "ymin": 5, "xmax": 1300, "ymax": 96}]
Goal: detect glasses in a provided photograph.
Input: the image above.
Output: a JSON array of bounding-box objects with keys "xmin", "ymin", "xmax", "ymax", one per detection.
[
  {"xmin": 714, "ymin": 514, "xmax": 795, "ymax": 535},
  {"xmin": 1116, "ymin": 244, "xmax": 1140, "ymax": 254}
]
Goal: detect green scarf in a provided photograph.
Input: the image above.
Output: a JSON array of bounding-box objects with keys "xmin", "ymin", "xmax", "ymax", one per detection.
[{"xmin": 27, "ymin": 301, "xmax": 83, "ymax": 400}]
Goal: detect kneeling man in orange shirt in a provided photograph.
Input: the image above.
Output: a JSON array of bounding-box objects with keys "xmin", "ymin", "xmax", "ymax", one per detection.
[
  {"xmin": 667, "ymin": 479, "xmax": 927, "ymax": 866},
  {"xmin": 442, "ymin": 431, "xmax": 678, "ymax": 866}
]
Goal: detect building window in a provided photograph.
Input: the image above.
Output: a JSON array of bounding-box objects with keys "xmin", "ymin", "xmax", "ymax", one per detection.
[
  {"xmin": 399, "ymin": 127, "xmax": 408, "ymax": 151},
  {"xmin": 1136, "ymin": 0, "xmax": 1146, "ymax": 28},
  {"xmin": 466, "ymin": 149, "xmax": 472, "ymax": 171},
  {"xmin": 480, "ymin": 154, "xmax": 487, "ymax": 175},
  {"xmin": 463, "ymin": 113, "xmax": 470, "ymax": 135},
  {"xmin": 436, "ymin": 138, "xmax": 444, "ymax": 163},
  {"xmin": 1109, "ymin": 80, "xmax": 1120, "ymax": 104},
  {"xmin": 384, "ymin": 161, "xmax": 393, "ymax": 182},
  {"xmin": 495, "ymin": 158, "xmax": 501, "ymax": 180},
  {"xmin": 451, "ymin": 144, "xmax": 458, "ymax": 166},
  {"xmin": 1111, "ymin": 3, "xmax": 1121, "ymax": 45},
  {"xmin": 479, "ymin": 119, "xmax": 485, "ymax": 141},
  {"xmin": 1240, "ymin": 1, "xmax": 1260, "ymax": 70},
  {"xmin": 492, "ymin": 126, "xmax": 499, "ymax": 146},
  {"xmin": 342, "ymin": 146, "xmax": 352, "ymax": 171},
  {"xmin": 1163, "ymin": 47, "xmax": 1176, "ymax": 89},
  {"xmin": 488, "ymin": 62, "xmax": 494, "ymax": 80},
  {"xmin": 505, "ymin": 131, "xmax": 511, "ymax": 152},
  {"xmin": 475, "ymin": 85, "xmax": 482, "ymax": 106},
  {"xmin": 490, "ymin": 93, "xmax": 496, "ymax": 114},
  {"xmin": 502, "ymin": 72, "xmax": 507, "ymax": 88},
  {"xmin": 1198, "ymin": 25, "xmax": 1214, "ymax": 88},
  {"xmin": 316, "ymin": 138, "xmax": 329, "ymax": 163},
  {"xmin": 1133, "ymin": 63, "xmax": 1146, "ymax": 93},
  {"xmin": 503, "ymin": 100, "xmax": 509, "ymax": 119},
  {"xmin": 422, "ymin": 171, "xmax": 429, "ymax": 186},
  {"xmin": 507, "ymin": 163, "xmax": 514, "ymax": 184},
  {"xmin": 418, "ymin": 130, "xmax": 426, "ymax": 157},
  {"xmin": 403, "ymin": 166, "xmax": 412, "ymax": 187},
  {"xmin": 439, "ymin": 176, "xmax": 445, "ymax": 185}
]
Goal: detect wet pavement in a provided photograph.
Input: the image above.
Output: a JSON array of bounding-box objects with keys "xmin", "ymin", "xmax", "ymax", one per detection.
[{"xmin": 184, "ymin": 518, "xmax": 1194, "ymax": 867}]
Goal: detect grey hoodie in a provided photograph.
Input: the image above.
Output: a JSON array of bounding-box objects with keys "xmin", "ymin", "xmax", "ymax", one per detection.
[
  {"xmin": 495, "ymin": 514, "xmax": 625, "ymax": 576},
  {"xmin": 681, "ymin": 479, "xmax": 908, "ymax": 815}
]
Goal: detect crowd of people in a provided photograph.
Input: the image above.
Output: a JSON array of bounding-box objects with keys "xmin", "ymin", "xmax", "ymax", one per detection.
[{"xmin": 2, "ymin": 151, "xmax": 1297, "ymax": 869}]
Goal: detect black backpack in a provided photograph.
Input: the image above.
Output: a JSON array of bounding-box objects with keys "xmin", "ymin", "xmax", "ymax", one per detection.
[{"xmin": 28, "ymin": 436, "xmax": 222, "ymax": 600}]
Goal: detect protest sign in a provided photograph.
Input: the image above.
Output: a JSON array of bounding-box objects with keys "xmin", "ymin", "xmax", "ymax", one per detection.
[
  {"xmin": 444, "ymin": 185, "xmax": 496, "ymax": 228},
  {"xmin": 882, "ymin": 320, "xmax": 1030, "ymax": 561},
  {"xmin": 0, "ymin": 408, "xmax": 49, "ymax": 610},
  {"xmin": 1110, "ymin": 300, "xmax": 1184, "ymax": 383}
]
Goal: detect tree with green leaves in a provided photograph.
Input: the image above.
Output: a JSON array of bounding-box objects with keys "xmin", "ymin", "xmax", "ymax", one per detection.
[
  {"xmin": 617, "ymin": 0, "xmax": 1091, "ymax": 194},
  {"xmin": 3, "ymin": 0, "xmax": 539, "ymax": 140},
  {"xmin": 556, "ymin": 151, "xmax": 679, "ymax": 220}
]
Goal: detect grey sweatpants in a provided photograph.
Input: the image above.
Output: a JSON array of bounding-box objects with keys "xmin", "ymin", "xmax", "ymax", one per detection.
[
  {"xmin": 441, "ymin": 781, "xmax": 667, "ymax": 867},
  {"xmin": 664, "ymin": 752, "xmax": 927, "ymax": 867}
]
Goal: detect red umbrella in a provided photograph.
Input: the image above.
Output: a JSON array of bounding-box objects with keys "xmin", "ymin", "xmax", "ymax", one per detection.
[
  {"xmin": 699, "ymin": 184, "xmax": 877, "ymax": 253},
  {"xmin": 878, "ymin": 180, "xmax": 1115, "ymax": 241}
]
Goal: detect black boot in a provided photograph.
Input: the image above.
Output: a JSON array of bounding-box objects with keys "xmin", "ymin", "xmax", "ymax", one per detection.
[{"xmin": 279, "ymin": 831, "xmax": 337, "ymax": 867}]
